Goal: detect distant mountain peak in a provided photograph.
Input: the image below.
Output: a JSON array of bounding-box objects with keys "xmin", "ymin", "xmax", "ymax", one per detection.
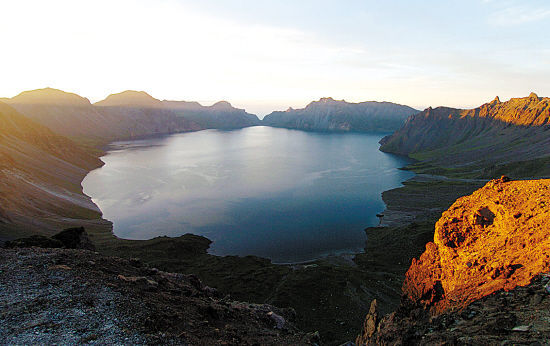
[
  {"xmin": 211, "ymin": 101, "xmax": 233, "ymax": 109},
  {"xmin": 490, "ymin": 96, "xmax": 501, "ymax": 105},
  {"xmin": 318, "ymin": 97, "xmax": 344, "ymax": 104},
  {"xmin": 95, "ymin": 90, "xmax": 161, "ymax": 107},
  {"xmin": 9, "ymin": 87, "xmax": 92, "ymax": 106},
  {"xmin": 304, "ymin": 97, "xmax": 345, "ymax": 109}
]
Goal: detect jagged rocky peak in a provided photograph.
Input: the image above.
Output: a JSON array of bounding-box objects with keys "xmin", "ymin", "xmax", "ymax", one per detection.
[
  {"xmin": 490, "ymin": 96, "xmax": 501, "ymax": 105},
  {"xmin": 529, "ymin": 92, "xmax": 540, "ymax": 101},
  {"xmin": 95, "ymin": 90, "xmax": 162, "ymax": 108},
  {"xmin": 8, "ymin": 87, "xmax": 92, "ymax": 106}
]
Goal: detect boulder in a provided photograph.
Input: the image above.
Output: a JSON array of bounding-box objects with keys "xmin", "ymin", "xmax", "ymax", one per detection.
[
  {"xmin": 4, "ymin": 227, "xmax": 95, "ymax": 251},
  {"xmin": 403, "ymin": 178, "xmax": 550, "ymax": 314},
  {"xmin": 52, "ymin": 227, "xmax": 95, "ymax": 250}
]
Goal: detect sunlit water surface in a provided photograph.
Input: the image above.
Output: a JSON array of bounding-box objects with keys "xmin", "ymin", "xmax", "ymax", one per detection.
[{"xmin": 83, "ymin": 126, "xmax": 413, "ymax": 263}]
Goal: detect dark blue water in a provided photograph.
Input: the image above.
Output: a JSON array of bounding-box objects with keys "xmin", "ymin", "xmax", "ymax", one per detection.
[{"xmin": 82, "ymin": 126, "xmax": 413, "ymax": 263}]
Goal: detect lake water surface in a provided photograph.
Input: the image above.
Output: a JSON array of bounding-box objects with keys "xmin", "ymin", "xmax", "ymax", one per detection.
[{"xmin": 83, "ymin": 126, "xmax": 413, "ymax": 263}]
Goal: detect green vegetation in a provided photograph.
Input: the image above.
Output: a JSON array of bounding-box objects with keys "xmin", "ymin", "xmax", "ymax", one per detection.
[{"xmin": 478, "ymin": 156, "xmax": 550, "ymax": 179}]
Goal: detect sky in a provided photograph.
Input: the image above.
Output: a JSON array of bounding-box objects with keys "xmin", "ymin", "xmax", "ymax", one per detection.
[{"xmin": 1, "ymin": 0, "xmax": 549, "ymax": 117}]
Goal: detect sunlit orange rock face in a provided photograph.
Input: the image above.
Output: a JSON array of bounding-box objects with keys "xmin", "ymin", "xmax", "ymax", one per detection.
[{"xmin": 403, "ymin": 177, "xmax": 550, "ymax": 315}]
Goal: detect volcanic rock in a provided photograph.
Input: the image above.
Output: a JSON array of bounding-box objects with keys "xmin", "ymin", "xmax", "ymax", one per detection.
[{"xmin": 403, "ymin": 178, "xmax": 550, "ymax": 314}]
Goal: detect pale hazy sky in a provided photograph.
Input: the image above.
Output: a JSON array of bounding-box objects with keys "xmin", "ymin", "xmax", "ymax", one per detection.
[{"xmin": 1, "ymin": 0, "xmax": 549, "ymax": 116}]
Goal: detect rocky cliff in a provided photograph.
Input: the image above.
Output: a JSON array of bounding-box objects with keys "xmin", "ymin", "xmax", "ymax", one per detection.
[
  {"xmin": 357, "ymin": 177, "xmax": 550, "ymax": 344},
  {"xmin": 380, "ymin": 93, "xmax": 550, "ymax": 171},
  {"xmin": 263, "ymin": 97, "xmax": 418, "ymax": 132}
]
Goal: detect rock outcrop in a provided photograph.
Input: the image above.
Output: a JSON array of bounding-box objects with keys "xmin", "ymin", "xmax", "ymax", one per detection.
[
  {"xmin": 404, "ymin": 177, "xmax": 550, "ymax": 314},
  {"xmin": 357, "ymin": 273, "xmax": 550, "ymax": 345},
  {"xmin": 357, "ymin": 177, "xmax": 550, "ymax": 344},
  {"xmin": 263, "ymin": 97, "xmax": 418, "ymax": 132}
]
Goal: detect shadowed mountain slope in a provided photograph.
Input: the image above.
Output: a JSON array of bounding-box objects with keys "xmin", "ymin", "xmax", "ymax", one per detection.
[
  {"xmin": 263, "ymin": 97, "xmax": 418, "ymax": 132},
  {"xmin": 3, "ymin": 88, "xmax": 201, "ymax": 145},
  {"xmin": 97, "ymin": 91, "xmax": 260, "ymax": 129},
  {"xmin": 0, "ymin": 101, "xmax": 103, "ymax": 237},
  {"xmin": 164, "ymin": 100, "xmax": 261, "ymax": 129}
]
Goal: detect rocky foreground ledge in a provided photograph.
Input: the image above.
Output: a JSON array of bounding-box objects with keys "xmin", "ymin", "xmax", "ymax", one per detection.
[
  {"xmin": 0, "ymin": 247, "xmax": 318, "ymax": 345},
  {"xmin": 357, "ymin": 177, "xmax": 550, "ymax": 345}
]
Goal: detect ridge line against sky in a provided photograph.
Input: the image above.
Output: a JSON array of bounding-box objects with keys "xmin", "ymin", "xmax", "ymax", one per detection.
[{"xmin": 1, "ymin": 0, "xmax": 549, "ymax": 116}]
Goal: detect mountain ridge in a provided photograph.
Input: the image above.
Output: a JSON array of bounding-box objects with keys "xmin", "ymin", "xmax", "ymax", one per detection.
[
  {"xmin": 380, "ymin": 93, "xmax": 550, "ymax": 175},
  {"xmin": 162, "ymin": 99, "xmax": 260, "ymax": 129},
  {"xmin": 7, "ymin": 87, "xmax": 92, "ymax": 106},
  {"xmin": 2, "ymin": 88, "xmax": 262, "ymax": 140},
  {"xmin": 263, "ymin": 97, "xmax": 418, "ymax": 132}
]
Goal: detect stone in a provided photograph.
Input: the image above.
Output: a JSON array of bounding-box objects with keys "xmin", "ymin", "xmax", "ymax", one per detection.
[
  {"xmin": 267, "ymin": 311, "xmax": 285, "ymax": 329},
  {"xmin": 531, "ymin": 294, "xmax": 543, "ymax": 305},
  {"xmin": 50, "ymin": 265, "xmax": 72, "ymax": 270},
  {"xmin": 355, "ymin": 299, "xmax": 379, "ymax": 345},
  {"xmin": 512, "ymin": 325, "xmax": 530, "ymax": 332}
]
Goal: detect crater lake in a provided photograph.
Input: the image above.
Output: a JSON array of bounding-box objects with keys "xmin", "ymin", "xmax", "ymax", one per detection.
[{"xmin": 82, "ymin": 126, "xmax": 413, "ymax": 263}]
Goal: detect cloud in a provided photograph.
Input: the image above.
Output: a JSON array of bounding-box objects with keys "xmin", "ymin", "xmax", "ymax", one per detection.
[{"xmin": 489, "ymin": 4, "xmax": 550, "ymax": 26}]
